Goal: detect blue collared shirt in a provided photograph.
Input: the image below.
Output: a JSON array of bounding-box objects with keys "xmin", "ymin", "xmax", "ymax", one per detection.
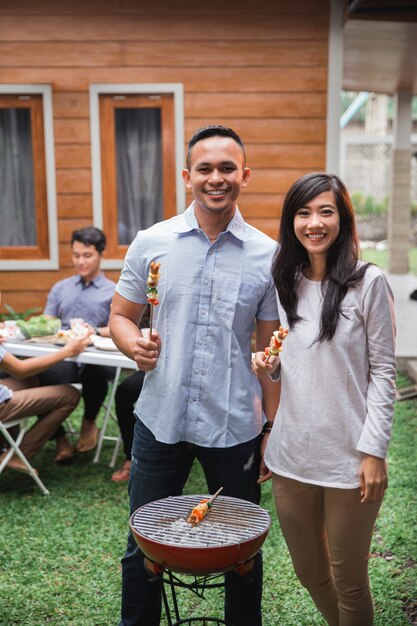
[
  {"xmin": 44, "ymin": 273, "xmax": 116, "ymax": 329},
  {"xmin": 116, "ymin": 204, "xmax": 279, "ymax": 447}
]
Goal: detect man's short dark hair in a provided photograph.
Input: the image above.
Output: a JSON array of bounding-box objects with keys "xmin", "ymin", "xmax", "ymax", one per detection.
[
  {"xmin": 71, "ymin": 226, "xmax": 106, "ymax": 253},
  {"xmin": 186, "ymin": 125, "xmax": 246, "ymax": 169}
]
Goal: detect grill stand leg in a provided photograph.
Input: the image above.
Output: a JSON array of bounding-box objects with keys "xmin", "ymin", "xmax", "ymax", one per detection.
[
  {"xmin": 160, "ymin": 569, "xmax": 232, "ymax": 625},
  {"xmin": 144, "ymin": 557, "xmax": 257, "ymax": 625}
]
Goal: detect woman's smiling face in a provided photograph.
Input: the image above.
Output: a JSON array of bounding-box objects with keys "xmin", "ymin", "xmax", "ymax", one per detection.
[{"xmin": 293, "ymin": 190, "xmax": 340, "ymax": 261}]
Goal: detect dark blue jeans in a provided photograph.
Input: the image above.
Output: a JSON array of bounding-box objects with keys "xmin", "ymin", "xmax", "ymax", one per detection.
[{"xmin": 120, "ymin": 418, "xmax": 263, "ymax": 626}]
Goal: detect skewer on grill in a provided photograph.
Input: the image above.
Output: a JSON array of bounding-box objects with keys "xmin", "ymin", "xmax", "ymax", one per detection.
[{"xmin": 187, "ymin": 487, "xmax": 223, "ymax": 526}]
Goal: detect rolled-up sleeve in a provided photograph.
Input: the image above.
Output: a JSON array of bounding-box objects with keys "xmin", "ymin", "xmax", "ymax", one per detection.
[{"xmin": 116, "ymin": 235, "xmax": 148, "ymax": 304}]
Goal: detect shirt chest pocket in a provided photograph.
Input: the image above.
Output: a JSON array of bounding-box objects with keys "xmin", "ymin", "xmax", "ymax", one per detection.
[{"xmin": 233, "ymin": 281, "xmax": 262, "ymax": 330}]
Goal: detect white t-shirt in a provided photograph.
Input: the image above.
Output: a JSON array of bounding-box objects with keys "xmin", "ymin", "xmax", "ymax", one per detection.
[{"xmin": 265, "ymin": 264, "xmax": 396, "ymax": 489}]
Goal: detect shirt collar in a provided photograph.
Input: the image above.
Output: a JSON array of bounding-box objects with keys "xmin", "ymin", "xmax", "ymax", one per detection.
[
  {"xmin": 173, "ymin": 202, "xmax": 247, "ymax": 243},
  {"xmin": 75, "ymin": 272, "xmax": 105, "ymax": 288}
]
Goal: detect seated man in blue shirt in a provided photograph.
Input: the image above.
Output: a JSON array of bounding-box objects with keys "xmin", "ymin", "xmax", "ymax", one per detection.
[
  {"xmin": 38, "ymin": 226, "xmax": 116, "ymax": 462},
  {"xmin": 110, "ymin": 125, "xmax": 280, "ymax": 626}
]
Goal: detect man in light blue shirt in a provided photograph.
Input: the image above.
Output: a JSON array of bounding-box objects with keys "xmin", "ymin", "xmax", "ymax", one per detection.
[
  {"xmin": 110, "ymin": 126, "xmax": 280, "ymax": 626},
  {"xmin": 39, "ymin": 227, "xmax": 116, "ymax": 461}
]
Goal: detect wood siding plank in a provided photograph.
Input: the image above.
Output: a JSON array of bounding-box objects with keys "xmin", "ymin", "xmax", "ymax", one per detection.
[
  {"xmin": 246, "ymin": 144, "xmax": 326, "ymax": 169},
  {"xmin": 247, "ymin": 169, "xmax": 307, "ymax": 194},
  {"xmin": 240, "ymin": 194, "xmax": 285, "ymax": 218},
  {"xmin": 123, "ymin": 40, "xmax": 328, "ymax": 67},
  {"xmin": 57, "ymin": 194, "xmax": 93, "ymax": 218},
  {"xmin": 0, "ymin": 42, "xmax": 123, "ymax": 67},
  {"xmin": 186, "ymin": 119, "xmax": 326, "ymax": 144},
  {"xmin": 55, "ymin": 144, "xmax": 91, "ymax": 169},
  {"xmin": 54, "ymin": 92, "xmax": 90, "ymax": 118},
  {"xmin": 56, "ymin": 170, "xmax": 92, "ymax": 194},
  {"xmin": 0, "ymin": 67, "xmax": 328, "ymax": 92},
  {"xmin": 0, "ymin": 40, "xmax": 327, "ymax": 68},
  {"xmin": 0, "ymin": 14, "xmax": 329, "ymax": 42},
  {"xmin": 54, "ymin": 118, "xmax": 90, "ymax": 143},
  {"xmin": 0, "ymin": 0, "xmax": 329, "ymax": 14},
  {"xmin": 186, "ymin": 92, "xmax": 327, "ymax": 118}
]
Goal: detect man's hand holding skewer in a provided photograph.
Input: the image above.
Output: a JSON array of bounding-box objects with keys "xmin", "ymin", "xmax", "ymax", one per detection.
[{"xmin": 131, "ymin": 330, "xmax": 161, "ymax": 372}]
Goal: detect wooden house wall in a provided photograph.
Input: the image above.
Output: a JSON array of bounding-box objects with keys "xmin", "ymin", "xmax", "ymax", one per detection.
[{"xmin": 0, "ymin": 0, "xmax": 329, "ymax": 314}]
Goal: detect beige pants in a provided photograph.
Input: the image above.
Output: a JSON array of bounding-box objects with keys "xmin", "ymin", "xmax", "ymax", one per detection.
[
  {"xmin": 272, "ymin": 474, "xmax": 382, "ymax": 626},
  {"xmin": 0, "ymin": 377, "xmax": 79, "ymax": 459}
]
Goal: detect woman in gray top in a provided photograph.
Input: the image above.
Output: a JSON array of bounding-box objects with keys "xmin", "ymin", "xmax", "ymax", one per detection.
[{"xmin": 253, "ymin": 173, "xmax": 396, "ymax": 626}]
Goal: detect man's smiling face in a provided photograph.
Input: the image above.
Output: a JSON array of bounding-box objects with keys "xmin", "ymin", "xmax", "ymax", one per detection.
[{"xmin": 182, "ymin": 135, "xmax": 250, "ymax": 220}]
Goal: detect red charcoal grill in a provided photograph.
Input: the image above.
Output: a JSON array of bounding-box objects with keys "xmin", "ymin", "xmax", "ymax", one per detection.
[{"xmin": 130, "ymin": 494, "xmax": 271, "ymax": 626}]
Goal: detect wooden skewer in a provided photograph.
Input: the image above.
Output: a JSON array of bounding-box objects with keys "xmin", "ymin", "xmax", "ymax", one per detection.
[
  {"xmin": 208, "ymin": 486, "xmax": 223, "ymax": 504},
  {"xmin": 187, "ymin": 487, "xmax": 224, "ymax": 525},
  {"xmin": 149, "ymin": 304, "xmax": 154, "ymax": 338}
]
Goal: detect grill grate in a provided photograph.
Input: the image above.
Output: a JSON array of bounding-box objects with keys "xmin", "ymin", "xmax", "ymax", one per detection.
[{"xmin": 131, "ymin": 495, "xmax": 270, "ymax": 548}]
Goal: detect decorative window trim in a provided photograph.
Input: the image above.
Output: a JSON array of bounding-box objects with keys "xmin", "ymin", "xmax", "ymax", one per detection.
[
  {"xmin": 89, "ymin": 83, "xmax": 185, "ymax": 269},
  {"xmin": 0, "ymin": 84, "xmax": 58, "ymax": 271}
]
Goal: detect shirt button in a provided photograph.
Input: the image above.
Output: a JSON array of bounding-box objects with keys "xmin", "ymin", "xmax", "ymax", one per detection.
[{"xmin": 204, "ymin": 280, "xmax": 209, "ymax": 285}]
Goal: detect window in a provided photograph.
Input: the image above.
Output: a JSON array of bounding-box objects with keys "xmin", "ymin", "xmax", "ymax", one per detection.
[
  {"xmin": 0, "ymin": 85, "xmax": 58, "ymax": 270},
  {"xmin": 90, "ymin": 84, "xmax": 184, "ymax": 266}
]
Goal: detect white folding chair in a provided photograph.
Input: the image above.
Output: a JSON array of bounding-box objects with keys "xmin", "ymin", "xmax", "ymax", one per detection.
[
  {"xmin": 0, "ymin": 417, "xmax": 50, "ymax": 495},
  {"xmin": 93, "ymin": 367, "xmax": 123, "ymax": 467}
]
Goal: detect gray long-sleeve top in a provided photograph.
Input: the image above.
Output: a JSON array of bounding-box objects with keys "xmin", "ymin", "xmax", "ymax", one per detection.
[{"xmin": 265, "ymin": 264, "xmax": 396, "ymax": 489}]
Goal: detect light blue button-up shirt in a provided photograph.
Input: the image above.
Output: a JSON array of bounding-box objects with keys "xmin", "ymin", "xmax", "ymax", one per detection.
[
  {"xmin": 116, "ymin": 204, "xmax": 278, "ymax": 447},
  {"xmin": 44, "ymin": 273, "xmax": 115, "ymax": 329}
]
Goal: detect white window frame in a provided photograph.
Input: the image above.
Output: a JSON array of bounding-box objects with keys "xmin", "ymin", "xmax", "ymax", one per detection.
[
  {"xmin": 0, "ymin": 84, "xmax": 58, "ymax": 271},
  {"xmin": 89, "ymin": 83, "xmax": 185, "ymax": 269}
]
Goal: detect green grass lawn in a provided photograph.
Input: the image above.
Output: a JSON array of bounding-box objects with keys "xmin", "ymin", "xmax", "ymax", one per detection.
[
  {"xmin": 362, "ymin": 246, "xmax": 417, "ymax": 274},
  {"xmin": 0, "ymin": 376, "xmax": 416, "ymax": 626}
]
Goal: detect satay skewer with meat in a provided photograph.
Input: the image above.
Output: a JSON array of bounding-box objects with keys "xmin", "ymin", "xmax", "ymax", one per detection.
[
  {"xmin": 187, "ymin": 487, "xmax": 224, "ymax": 526},
  {"xmin": 146, "ymin": 261, "xmax": 161, "ymax": 337},
  {"xmin": 264, "ymin": 325, "xmax": 288, "ymax": 364}
]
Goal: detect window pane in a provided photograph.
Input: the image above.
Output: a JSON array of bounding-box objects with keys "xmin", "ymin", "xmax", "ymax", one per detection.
[
  {"xmin": 115, "ymin": 107, "xmax": 163, "ymax": 244},
  {"xmin": 0, "ymin": 108, "xmax": 36, "ymax": 246}
]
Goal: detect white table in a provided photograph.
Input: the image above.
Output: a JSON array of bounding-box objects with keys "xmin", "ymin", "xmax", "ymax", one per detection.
[
  {"xmin": 3, "ymin": 339, "xmax": 137, "ymax": 370},
  {"xmin": 3, "ymin": 339, "xmax": 137, "ymax": 465}
]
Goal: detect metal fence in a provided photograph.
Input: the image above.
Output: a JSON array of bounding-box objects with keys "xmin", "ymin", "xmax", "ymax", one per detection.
[{"xmin": 340, "ymin": 135, "xmax": 417, "ymax": 204}]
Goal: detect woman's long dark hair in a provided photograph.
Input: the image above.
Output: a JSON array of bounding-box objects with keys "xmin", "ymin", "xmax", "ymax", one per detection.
[{"xmin": 272, "ymin": 172, "xmax": 370, "ymax": 342}]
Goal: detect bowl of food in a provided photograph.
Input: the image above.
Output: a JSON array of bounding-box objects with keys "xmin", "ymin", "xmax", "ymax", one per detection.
[{"xmin": 16, "ymin": 315, "xmax": 61, "ymax": 339}]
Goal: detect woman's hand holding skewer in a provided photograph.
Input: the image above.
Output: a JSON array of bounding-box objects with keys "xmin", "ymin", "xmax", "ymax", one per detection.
[{"xmin": 251, "ymin": 351, "xmax": 280, "ymax": 379}]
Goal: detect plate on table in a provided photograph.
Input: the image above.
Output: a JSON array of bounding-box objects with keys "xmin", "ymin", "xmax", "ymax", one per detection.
[
  {"xmin": 0, "ymin": 322, "xmax": 26, "ymax": 342},
  {"xmin": 93, "ymin": 337, "xmax": 119, "ymax": 352}
]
